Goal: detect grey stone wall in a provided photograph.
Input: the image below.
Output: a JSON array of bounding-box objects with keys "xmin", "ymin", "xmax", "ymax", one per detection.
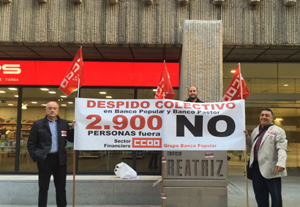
[
  {"xmin": 0, "ymin": 0, "xmax": 300, "ymax": 45},
  {"xmin": 179, "ymin": 20, "xmax": 223, "ymax": 102}
]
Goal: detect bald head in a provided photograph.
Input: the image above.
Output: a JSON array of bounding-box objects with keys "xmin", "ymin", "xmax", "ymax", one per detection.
[{"xmin": 45, "ymin": 101, "xmax": 59, "ymax": 121}]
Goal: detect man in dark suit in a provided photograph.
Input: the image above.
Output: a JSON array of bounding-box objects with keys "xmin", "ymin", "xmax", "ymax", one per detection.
[{"xmin": 27, "ymin": 101, "xmax": 74, "ymax": 207}]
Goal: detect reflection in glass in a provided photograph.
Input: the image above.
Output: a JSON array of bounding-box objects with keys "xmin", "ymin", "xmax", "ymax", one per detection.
[
  {"xmin": 296, "ymin": 79, "xmax": 300, "ymax": 93},
  {"xmin": 0, "ymin": 87, "xmax": 18, "ymax": 171},
  {"xmin": 278, "ymin": 79, "xmax": 295, "ymax": 93},
  {"xmin": 137, "ymin": 88, "xmax": 179, "ymax": 100},
  {"xmin": 251, "ymin": 79, "xmax": 277, "ymax": 93}
]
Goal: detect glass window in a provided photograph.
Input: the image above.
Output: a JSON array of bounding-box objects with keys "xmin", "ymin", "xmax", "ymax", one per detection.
[
  {"xmin": 278, "ymin": 63, "xmax": 300, "ymax": 79},
  {"xmin": 78, "ymin": 88, "xmax": 135, "ymax": 172},
  {"xmin": 296, "ymin": 79, "xmax": 300, "ymax": 93},
  {"xmin": 20, "ymin": 87, "xmax": 76, "ymax": 172},
  {"xmin": 224, "ymin": 63, "xmax": 300, "ymax": 175},
  {"xmin": 278, "ymin": 79, "xmax": 295, "ymax": 93},
  {"xmin": 137, "ymin": 88, "xmax": 179, "ymax": 100},
  {"xmin": 0, "ymin": 87, "xmax": 19, "ymax": 171},
  {"xmin": 250, "ymin": 79, "xmax": 278, "ymax": 93}
]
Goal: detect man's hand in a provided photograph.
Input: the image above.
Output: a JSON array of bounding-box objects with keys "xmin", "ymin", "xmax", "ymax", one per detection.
[
  {"xmin": 72, "ymin": 120, "xmax": 76, "ymax": 129},
  {"xmin": 275, "ymin": 166, "xmax": 285, "ymax": 172},
  {"xmin": 244, "ymin": 130, "xmax": 248, "ymax": 137}
]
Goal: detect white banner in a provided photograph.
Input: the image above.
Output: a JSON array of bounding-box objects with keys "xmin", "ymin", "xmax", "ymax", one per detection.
[{"xmin": 74, "ymin": 98, "xmax": 245, "ymax": 151}]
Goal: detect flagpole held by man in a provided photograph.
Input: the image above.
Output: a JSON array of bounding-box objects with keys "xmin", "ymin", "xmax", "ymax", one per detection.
[
  {"xmin": 153, "ymin": 61, "xmax": 174, "ymax": 207},
  {"xmin": 59, "ymin": 47, "xmax": 84, "ymax": 207}
]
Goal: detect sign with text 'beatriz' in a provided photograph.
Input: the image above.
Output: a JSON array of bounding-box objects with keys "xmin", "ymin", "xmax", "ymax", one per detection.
[{"xmin": 74, "ymin": 98, "xmax": 245, "ymax": 151}]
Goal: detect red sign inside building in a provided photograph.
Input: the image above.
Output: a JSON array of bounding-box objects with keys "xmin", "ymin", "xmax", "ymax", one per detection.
[{"xmin": 0, "ymin": 61, "xmax": 179, "ymax": 87}]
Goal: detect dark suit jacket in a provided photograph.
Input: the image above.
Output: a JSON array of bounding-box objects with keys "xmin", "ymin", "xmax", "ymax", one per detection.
[{"xmin": 27, "ymin": 115, "xmax": 74, "ymax": 166}]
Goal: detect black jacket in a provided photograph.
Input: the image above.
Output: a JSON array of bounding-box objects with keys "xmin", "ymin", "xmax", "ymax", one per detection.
[
  {"xmin": 27, "ymin": 115, "xmax": 74, "ymax": 166},
  {"xmin": 185, "ymin": 98, "xmax": 203, "ymax": 103}
]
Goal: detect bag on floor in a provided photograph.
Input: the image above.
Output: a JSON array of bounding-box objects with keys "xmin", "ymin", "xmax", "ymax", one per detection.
[{"xmin": 114, "ymin": 162, "xmax": 137, "ymax": 179}]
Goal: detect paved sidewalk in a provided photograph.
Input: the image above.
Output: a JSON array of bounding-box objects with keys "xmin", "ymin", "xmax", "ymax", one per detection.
[
  {"xmin": 228, "ymin": 172, "xmax": 300, "ymax": 207},
  {"xmin": 1, "ymin": 173, "xmax": 299, "ymax": 207}
]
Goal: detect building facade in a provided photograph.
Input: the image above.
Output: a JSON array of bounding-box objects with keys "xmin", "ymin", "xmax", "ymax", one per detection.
[{"xmin": 0, "ymin": 0, "xmax": 300, "ymax": 175}]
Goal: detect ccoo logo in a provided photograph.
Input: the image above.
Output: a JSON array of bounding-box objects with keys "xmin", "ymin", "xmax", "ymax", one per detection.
[
  {"xmin": 132, "ymin": 138, "xmax": 162, "ymax": 148},
  {"xmin": 0, "ymin": 64, "xmax": 21, "ymax": 74}
]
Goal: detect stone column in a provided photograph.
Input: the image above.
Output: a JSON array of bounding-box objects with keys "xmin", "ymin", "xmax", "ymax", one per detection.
[
  {"xmin": 162, "ymin": 21, "xmax": 227, "ymax": 207},
  {"xmin": 179, "ymin": 20, "xmax": 223, "ymax": 102}
]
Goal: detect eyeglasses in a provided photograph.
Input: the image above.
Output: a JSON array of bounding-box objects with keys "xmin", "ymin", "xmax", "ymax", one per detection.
[{"xmin": 47, "ymin": 107, "xmax": 58, "ymax": 110}]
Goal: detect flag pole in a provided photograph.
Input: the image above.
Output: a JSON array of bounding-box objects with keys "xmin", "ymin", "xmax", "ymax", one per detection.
[
  {"xmin": 73, "ymin": 75, "xmax": 81, "ymax": 207},
  {"xmin": 72, "ymin": 145, "xmax": 76, "ymax": 207},
  {"xmin": 239, "ymin": 63, "xmax": 243, "ymax": 99},
  {"xmin": 240, "ymin": 63, "xmax": 249, "ymax": 207},
  {"xmin": 160, "ymin": 60, "xmax": 166, "ymax": 207},
  {"xmin": 161, "ymin": 91, "xmax": 165, "ymax": 207},
  {"xmin": 77, "ymin": 78, "xmax": 80, "ymax": 98}
]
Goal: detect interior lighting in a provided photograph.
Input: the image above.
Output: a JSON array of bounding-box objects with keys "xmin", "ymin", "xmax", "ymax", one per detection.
[
  {"xmin": 49, "ymin": 91, "xmax": 56, "ymax": 94},
  {"xmin": 41, "ymin": 104, "xmax": 47, "ymax": 106},
  {"xmin": 153, "ymin": 89, "xmax": 157, "ymax": 92},
  {"xmin": 31, "ymin": 101, "xmax": 38, "ymax": 104},
  {"xmin": 60, "ymin": 95, "xmax": 67, "ymax": 98},
  {"xmin": 275, "ymin": 118, "xmax": 283, "ymax": 121},
  {"xmin": 22, "ymin": 104, "xmax": 27, "ymax": 110},
  {"xmin": 40, "ymin": 88, "xmax": 49, "ymax": 91},
  {"xmin": 61, "ymin": 104, "xmax": 67, "ymax": 106},
  {"xmin": 0, "ymin": 91, "xmax": 6, "ymax": 93},
  {"xmin": 68, "ymin": 102, "xmax": 73, "ymax": 104},
  {"xmin": 14, "ymin": 95, "xmax": 19, "ymax": 97},
  {"xmin": 8, "ymin": 88, "xmax": 17, "ymax": 90},
  {"xmin": 231, "ymin": 70, "xmax": 235, "ymax": 73},
  {"xmin": 283, "ymin": 84, "xmax": 288, "ymax": 87},
  {"xmin": 99, "ymin": 92, "xmax": 106, "ymax": 94},
  {"xmin": 8, "ymin": 104, "xmax": 13, "ymax": 106},
  {"xmin": 106, "ymin": 96, "xmax": 112, "ymax": 99}
]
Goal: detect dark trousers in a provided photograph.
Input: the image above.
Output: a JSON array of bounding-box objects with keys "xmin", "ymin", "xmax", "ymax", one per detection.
[
  {"xmin": 252, "ymin": 161, "xmax": 282, "ymax": 207},
  {"xmin": 37, "ymin": 153, "xmax": 67, "ymax": 207}
]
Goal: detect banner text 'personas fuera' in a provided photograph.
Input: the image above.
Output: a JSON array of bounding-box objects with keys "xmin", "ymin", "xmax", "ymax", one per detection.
[{"xmin": 74, "ymin": 98, "xmax": 245, "ymax": 151}]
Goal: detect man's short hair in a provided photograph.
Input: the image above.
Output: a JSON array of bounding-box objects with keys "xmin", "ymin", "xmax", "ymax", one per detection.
[
  {"xmin": 261, "ymin": 108, "xmax": 273, "ymax": 116},
  {"xmin": 188, "ymin": 86, "xmax": 198, "ymax": 91}
]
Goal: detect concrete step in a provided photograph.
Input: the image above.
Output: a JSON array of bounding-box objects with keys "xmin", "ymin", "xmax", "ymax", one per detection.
[{"xmin": 0, "ymin": 175, "xmax": 161, "ymax": 206}]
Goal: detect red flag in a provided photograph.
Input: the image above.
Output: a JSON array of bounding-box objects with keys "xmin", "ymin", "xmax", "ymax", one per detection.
[
  {"xmin": 221, "ymin": 63, "xmax": 250, "ymax": 102},
  {"xmin": 59, "ymin": 47, "xmax": 84, "ymax": 96},
  {"xmin": 154, "ymin": 61, "xmax": 174, "ymax": 99}
]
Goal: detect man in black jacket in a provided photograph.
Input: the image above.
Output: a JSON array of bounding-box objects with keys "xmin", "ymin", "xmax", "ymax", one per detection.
[
  {"xmin": 185, "ymin": 86, "xmax": 203, "ymax": 102},
  {"xmin": 27, "ymin": 101, "xmax": 74, "ymax": 207}
]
